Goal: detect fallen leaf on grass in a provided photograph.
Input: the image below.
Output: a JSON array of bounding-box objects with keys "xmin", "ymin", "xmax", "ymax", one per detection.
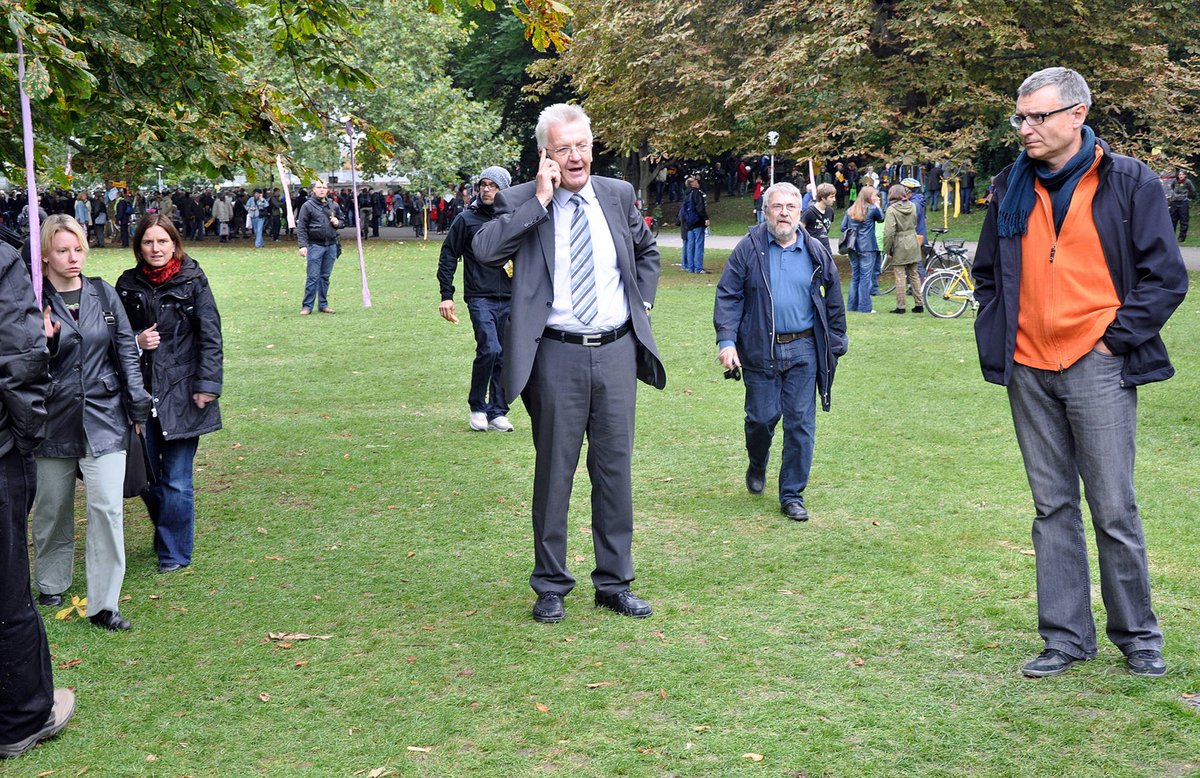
[
  {"xmin": 264, "ymin": 555, "xmax": 285, "ymax": 561},
  {"xmin": 692, "ymin": 725, "xmax": 709, "ymax": 732},
  {"xmin": 659, "ymin": 688, "xmax": 668, "ymax": 699},
  {"xmin": 256, "ymin": 527, "xmax": 268, "ymax": 535},
  {"xmin": 871, "ymin": 520, "xmax": 881, "ymax": 526},
  {"xmin": 369, "ymin": 767, "xmax": 397, "ymax": 777},
  {"xmin": 1020, "ymin": 549, "xmax": 1036, "ymax": 556},
  {"xmin": 406, "ymin": 551, "xmax": 415, "ymax": 558},
  {"xmin": 277, "ymin": 642, "xmax": 294, "ymax": 650},
  {"xmin": 653, "ymin": 631, "xmax": 666, "ymax": 642},
  {"xmin": 267, "ymin": 632, "xmax": 332, "ymax": 641},
  {"xmin": 585, "ymin": 682, "xmax": 612, "ymax": 688},
  {"xmin": 121, "ymin": 595, "xmax": 131, "ymax": 602},
  {"xmin": 148, "ymin": 594, "xmax": 160, "ymax": 600},
  {"xmin": 54, "ymin": 596, "xmax": 87, "ymax": 621},
  {"xmin": 406, "ymin": 656, "xmax": 417, "ymax": 663},
  {"xmin": 294, "ymin": 661, "xmax": 308, "ymax": 668},
  {"xmin": 463, "ymin": 609, "xmax": 477, "ymax": 617},
  {"xmin": 1183, "ymin": 693, "xmax": 1196, "ymax": 699},
  {"xmin": 146, "ymin": 754, "xmax": 159, "ymax": 761},
  {"xmin": 57, "ymin": 658, "xmax": 82, "ymax": 670},
  {"xmin": 574, "ymin": 555, "xmax": 585, "ymax": 563},
  {"xmin": 848, "ymin": 657, "xmax": 866, "ymax": 667},
  {"xmin": 743, "ymin": 752, "xmax": 764, "ymax": 761},
  {"xmin": 259, "ymin": 693, "xmax": 271, "ymax": 702},
  {"xmin": 578, "ymin": 527, "xmax": 592, "ymax": 534},
  {"xmin": 535, "ymin": 702, "xmax": 550, "ymax": 713},
  {"xmin": 36, "ymin": 771, "xmax": 55, "ymax": 777},
  {"xmin": 457, "ymin": 668, "xmax": 475, "ymax": 677}
]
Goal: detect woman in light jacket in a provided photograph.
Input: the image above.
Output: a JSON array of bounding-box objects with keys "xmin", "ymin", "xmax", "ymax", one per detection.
[
  {"xmin": 116, "ymin": 214, "xmax": 223, "ymax": 574},
  {"xmin": 839, "ymin": 186, "xmax": 885, "ymax": 313},
  {"xmin": 32, "ymin": 215, "xmax": 151, "ymax": 631}
]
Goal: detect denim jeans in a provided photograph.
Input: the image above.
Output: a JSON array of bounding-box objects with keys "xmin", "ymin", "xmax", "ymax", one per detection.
[
  {"xmin": 742, "ymin": 336, "xmax": 817, "ymax": 507},
  {"xmin": 466, "ymin": 297, "xmax": 510, "ymax": 419},
  {"xmin": 252, "ymin": 216, "xmax": 266, "ymax": 247},
  {"xmin": 1007, "ymin": 350, "xmax": 1161, "ymax": 658},
  {"xmin": 683, "ymin": 226, "xmax": 706, "ymax": 272},
  {"xmin": 302, "ymin": 243, "xmax": 338, "ymax": 311},
  {"xmin": 847, "ymin": 250, "xmax": 876, "ymax": 312},
  {"xmin": 142, "ymin": 415, "xmax": 200, "ymax": 567}
]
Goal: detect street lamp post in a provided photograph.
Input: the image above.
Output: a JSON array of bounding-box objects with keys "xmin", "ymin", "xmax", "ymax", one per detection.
[
  {"xmin": 156, "ymin": 165, "xmax": 164, "ymax": 192},
  {"xmin": 767, "ymin": 131, "xmax": 779, "ymax": 187}
]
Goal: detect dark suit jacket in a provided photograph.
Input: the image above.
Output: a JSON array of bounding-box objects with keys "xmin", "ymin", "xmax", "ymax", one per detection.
[{"xmin": 472, "ymin": 176, "xmax": 666, "ymax": 398}]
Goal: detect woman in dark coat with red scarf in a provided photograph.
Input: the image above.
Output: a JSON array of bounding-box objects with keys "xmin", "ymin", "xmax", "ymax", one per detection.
[{"xmin": 115, "ymin": 214, "xmax": 223, "ymax": 574}]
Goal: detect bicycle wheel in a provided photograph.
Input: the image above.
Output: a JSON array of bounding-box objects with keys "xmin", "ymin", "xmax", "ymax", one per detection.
[
  {"xmin": 922, "ymin": 271, "xmax": 969, "ymax": 318},
  {"xmin": 875, "ymin": 256, "xmax": 896, "ymax": 296},
  {"xmin": 925, "ymin": 250, "xmax": 958, "ymax": 273}
]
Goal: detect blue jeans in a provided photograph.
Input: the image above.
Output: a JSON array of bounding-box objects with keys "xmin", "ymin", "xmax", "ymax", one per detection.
[
  {"xmin": 870, "ymin": 253, "xmax": 885, "ymax": 296},
  {"xmin": 142, "ymin": 415, "xmax": 200, "ymax": 567},
  {"xmin": 302, "ymin": 243, "xmax": 338, "ymax": 311},
  {"xmin": 683, "ymin": 226, "xmax": 706, "ymax": 272},
  {"xmin": 1007, "ymin": 350, "xmax": 1161, "ymax": 658},
  {"xmin": 848, "ymin": 250, "xmax": 876, "ymax": 312},
  {"xmin": 742, "ymin": 336, "xmax": 817, "ymax": 507},
  {"xmin": 466, "ymin": 297, "xmax": 510, "ymax": 419},
  {"xmin": 252, "ymin": 217, "xmax": 266, "ymax": 247}
]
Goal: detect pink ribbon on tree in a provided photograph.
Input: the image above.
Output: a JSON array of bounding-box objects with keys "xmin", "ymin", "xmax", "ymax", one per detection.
[
  {"xmin": 345, "ymin": 118, "xmax": 372, "ymax": 308},
  {"xmin": 17, "ymin": 36, "xmax": 43, "ymax": 306}
]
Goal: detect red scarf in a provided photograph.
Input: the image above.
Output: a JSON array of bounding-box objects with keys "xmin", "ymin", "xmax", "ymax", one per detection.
[{"xmin": 141, "ymin": 256, "xmax": 182, "ymax": 285}]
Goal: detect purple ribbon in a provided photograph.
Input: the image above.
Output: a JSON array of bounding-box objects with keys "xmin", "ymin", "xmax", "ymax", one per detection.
[
  {"xmin": 345, "ymin": 119, "xmax": 372, "ymax": 308},
  {"xmin": 17, "ymin": 37, "xmax": 42, "ymax": 307}
]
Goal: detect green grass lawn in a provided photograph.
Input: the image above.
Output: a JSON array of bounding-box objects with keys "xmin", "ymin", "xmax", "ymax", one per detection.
[{"xmin": 13, "ymin": 239, "xmax": 1200, "ymax": 777}]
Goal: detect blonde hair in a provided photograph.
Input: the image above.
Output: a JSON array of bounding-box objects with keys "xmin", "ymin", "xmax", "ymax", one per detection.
[
  {"xmin": 40, "ymin": 214, "xmax": 89, "ymax": 259},
  {"xmin": 847, "ymin": 186, "xmax": 878, "ymax": 222}
]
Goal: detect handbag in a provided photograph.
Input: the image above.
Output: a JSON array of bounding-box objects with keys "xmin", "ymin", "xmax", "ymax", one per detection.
[
  {"xmin": 837, "ymin": 227, "xmax": 858, "ymax": 255},
  {"xmin": 124, "ymin": 425, "xmax": 155, "ymax": 498}
]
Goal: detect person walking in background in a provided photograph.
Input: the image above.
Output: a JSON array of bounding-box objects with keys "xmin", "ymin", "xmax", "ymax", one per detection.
[
  {"xmin": 0, "ymin": 237, "xmax": 77, "ymax": 759},
  {"xmin": 32, "ymin": 215, "xmax": 151, "ymax": 632},
  {"xmin": 472, "ymin": 103, "xmax": 665, "ymax": 624},
  {"xmin": 801, "ymin": 183, "xmax": 836, "ymax": 255},
  {"xmin": 973, "ymin": 67, "xmax": 1188, "ymax": 679},
  {"xmin": 294, "ymin": 180, "xmax": 344, "ymax": 315},
  {"xmin": 246, "ymin": 190, "xmax": 268, "ymax": 248},
  {"xmin": 680, "ymin": 175, "xmax": 710, "ymax": 273},
  {"xmin": 1166, "ymin": 170, "xmax": 1194, "ymax": 242},
  {"xmin": 117, "ymin": 214, "xmax": 224, "ymax": 575},
  {"xmin": 882, "ymin": 184, "xmax": 923, "ymax": 314},
  {"xmin": 840, "ymin": 185, "xmax": 884, "ymax": 314},
  {"xmin": 715, "ymin": 182, "xmax": 847, "ymax": 522},
  {"xmin": 437, "ymin": 166, "xmax": 515, "ymax": 433}
]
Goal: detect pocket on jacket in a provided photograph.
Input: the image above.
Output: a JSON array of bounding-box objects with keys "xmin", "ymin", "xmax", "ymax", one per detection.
[
  {"xmin": 167, "ymin": 362, "xmax": 195, "ymax": 385},
  {"xmin": 100, "ymin": 372, "xmax": 121, "ymax": 393}
]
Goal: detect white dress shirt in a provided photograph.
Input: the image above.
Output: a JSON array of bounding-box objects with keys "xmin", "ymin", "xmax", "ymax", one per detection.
[{"xmin": 546, "ymin": 181, "xmax": 629, "ymax": 333}]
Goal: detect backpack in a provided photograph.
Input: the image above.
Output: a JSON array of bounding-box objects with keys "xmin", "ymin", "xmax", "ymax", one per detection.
[{"xmin": 679, "ymin": 192, "xmax": 699, "ymax": 227}]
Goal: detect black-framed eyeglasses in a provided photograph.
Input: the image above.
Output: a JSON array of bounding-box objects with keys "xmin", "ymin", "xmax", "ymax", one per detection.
[
  {"xmin": 477, "ymin": 181, "xmax": 500, "ymax": 191},
  {"xmin": 1009, "ymin": 103, "xmax": 1080, "ymax": 129}
]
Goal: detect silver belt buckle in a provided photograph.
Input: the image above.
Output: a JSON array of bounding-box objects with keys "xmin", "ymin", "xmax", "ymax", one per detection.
[{"xmin": 581, "ymin": 333, "xmax": 603, "ymax": 347}]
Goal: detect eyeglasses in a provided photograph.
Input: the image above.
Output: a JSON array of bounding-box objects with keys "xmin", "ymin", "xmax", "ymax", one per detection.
[
  {"xmin": 766, "ymin": 202, "xmax": 800, "ymax": 213},
  {"xmin": 1009, "ymin": 103, "xmax": 1080, "ymax": 128},
  {"xmin": 477, "ymin": 181, "xmax": 500, "ymax": 191},
  {"xmin": 548, "ymin": 143, "xmax": 592, "ymax": 158}
]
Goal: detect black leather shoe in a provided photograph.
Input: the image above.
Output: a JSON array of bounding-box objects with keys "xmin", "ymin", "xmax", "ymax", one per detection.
[
  {"xmin": 912, "ymin": 306, "xmax": 924, "ymax": 314},
  {"xmin": 157, "ymin": 563, "xmax": 183, "ymax": 574},
  {"xmin": 37, "ymin": 592, "xmax": 64, "ymax": 607},
  {"xmin": 594, "ymin": 590, "xmax": 652, "ymax": 618},
  {"xmin": 745, "ymin": 466, "xmax": 766, "ymax": 495},
  {"xmin": 89, "ymin": 610, "xmax": 132, "ymax": 631},
  {"xmin": 782, "ymin": 502, "xmax": 809, "ymax": 521},
  {"xmin": 891, "ymin": 308, "xmax": 906, "ymax": 314},
  {"xmin": 532, "ymin": 592, "xmax": 565, "ymax": 623},
  {"xmin": 1021, "ymin": 648, "xmax": 1083, "ymax": 677},
  {"xmin": 1126, "ymin": 649, "xmax": 1167, "ymax": 677}
]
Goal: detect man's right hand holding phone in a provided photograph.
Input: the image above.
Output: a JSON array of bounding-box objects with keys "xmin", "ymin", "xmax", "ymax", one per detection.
[{"xmin": 535, "ymin": 148, "xmax": 561, "ymax": 208}]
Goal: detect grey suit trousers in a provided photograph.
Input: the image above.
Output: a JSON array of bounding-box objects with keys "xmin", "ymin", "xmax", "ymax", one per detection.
[{"xmin": 523, "ymin": 334, "xmax": 638, "ymax": 597}]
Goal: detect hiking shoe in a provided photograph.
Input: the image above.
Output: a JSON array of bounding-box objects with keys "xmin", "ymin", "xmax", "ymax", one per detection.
[
  {"xmin": 1126, "ymin": 649, "xmax": 1167, "ymax": 677},
  {"xmin": 1022, "ymin": 649, "xmax": 1084, "ymax": 678}
]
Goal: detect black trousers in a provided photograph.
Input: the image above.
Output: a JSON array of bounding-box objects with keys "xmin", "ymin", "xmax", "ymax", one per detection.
[
  {"xmin": 1170, "ymin": 199, "xmax": 1189, "ymax": 240},
  {"xmin": 0, "ymin": 447, "xmax": 53, "ymax": 744}
]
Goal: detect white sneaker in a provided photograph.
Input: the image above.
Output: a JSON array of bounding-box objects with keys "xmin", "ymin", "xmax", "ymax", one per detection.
[
  {"xmin": 469, "ymin": 412, "xmax": 488, "ymax": 431},
  {"xmin": 488, "ymin": 415, "xmax": 514, "ymax": 432}
]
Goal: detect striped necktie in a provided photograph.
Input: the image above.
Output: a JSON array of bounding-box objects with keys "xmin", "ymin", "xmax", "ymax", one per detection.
[{"xmin": 568, "ymin": 194, "xmax": 597, "ymax": 325}]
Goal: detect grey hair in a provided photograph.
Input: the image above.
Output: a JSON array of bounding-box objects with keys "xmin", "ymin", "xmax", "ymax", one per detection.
[
  {"xmin": 535, "ymin": 104, "xmax": 592, "ymax": 149},
  {"xmin": 1018, "ymin": 67, "xmax": 1092, "ymax": 108},
  {"xmin": 763, "ymin": 182, "xmax": 802, "ymax": 207}
]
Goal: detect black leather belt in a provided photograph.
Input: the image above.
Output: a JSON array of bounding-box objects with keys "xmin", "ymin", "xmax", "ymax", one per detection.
[
  {"xmin": 776, "ymin": 329, "xmax": 813, "ymax": 344},
  {"xmin": 543, "ymin": 321, "xmax": 631, "ymax": 347}
]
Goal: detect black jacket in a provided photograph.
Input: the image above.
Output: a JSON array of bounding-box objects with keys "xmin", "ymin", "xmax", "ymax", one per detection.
[
  {"xmin": 296, "ymin": 196, "xmax": 344, "ymax": 247},
  {"xmin": 973, "ymin": 138, "xmax": 1188, "ymax": 387},
  {"xmin": 0, "ymin": 243, "xmax": 50, "ymax": 457},
  {"xmin": 714, "ymin": 223, "xmax": 848, "ymax": 411},
  {"xmin": 437, "ymin": 198, "xmax": 511, "ymax": 301},
  {"xmin": 115, "ymin": 257, "xmax": 223, "ymax": 440},
  {"xmin": 36, "ymin": 277, "xmax": 151, "ymax": 458}
]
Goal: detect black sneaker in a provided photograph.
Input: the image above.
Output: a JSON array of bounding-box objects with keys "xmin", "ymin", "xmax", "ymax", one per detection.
[
  {"xmin": 912, "ymin": 306, "xmax": 924, "ymax": 314},
  {"xmin": 1021, "ymin": 648, "xmax": 1084, "ymax": 677},
  {"xmin": 1126, "ymin": 649, "xmax": 1167, "ymax": 677}
]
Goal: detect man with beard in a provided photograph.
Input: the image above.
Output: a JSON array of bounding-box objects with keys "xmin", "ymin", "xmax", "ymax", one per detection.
[
  {"xmin": 437, "ymin": 166, "xmax": 515, "ymax": 433},
  {"xmin": 714, "ymin": 182, "xmax": 847, "ymax": 522}
]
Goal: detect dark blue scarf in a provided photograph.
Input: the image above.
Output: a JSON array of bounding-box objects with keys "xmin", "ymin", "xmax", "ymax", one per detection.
[{"xmin": 997, "ymin": 125, "xmax": 1096, "ymax": 238}]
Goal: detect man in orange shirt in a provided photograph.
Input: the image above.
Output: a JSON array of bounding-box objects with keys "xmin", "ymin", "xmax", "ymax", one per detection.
[{"xmin": 973, "ymin": 68, "xmax": 1188, "ymax": 679}]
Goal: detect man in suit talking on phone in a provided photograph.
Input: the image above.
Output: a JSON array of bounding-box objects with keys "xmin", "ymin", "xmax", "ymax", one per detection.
[{"xmin": 472, "ymin": 103, "xmax": 665, "ymax": 624}]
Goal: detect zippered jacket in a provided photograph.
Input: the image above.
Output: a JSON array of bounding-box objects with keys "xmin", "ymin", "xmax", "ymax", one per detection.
[
  {"xmin": 714, "ymin": 223, "xmax": 848, "ymax": 411},
  {"xmin": 973, "ymin": 138, "xmax": 1188, "ymax": 386}
]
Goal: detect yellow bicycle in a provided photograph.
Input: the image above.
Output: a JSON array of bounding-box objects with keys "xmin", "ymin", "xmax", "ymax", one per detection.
[{"xmin": 921, "ymin": 257, "xmax": 977, "ymax": 319}]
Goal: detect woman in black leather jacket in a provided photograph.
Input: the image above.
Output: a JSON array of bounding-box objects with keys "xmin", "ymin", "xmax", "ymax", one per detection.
[
  {"xmin": 116, "ymin": 214, "xmax": 223, "ymax": 574},
  {"xmin": 31, "ymin": 215, "xmax": 151, "ymax": 631}
]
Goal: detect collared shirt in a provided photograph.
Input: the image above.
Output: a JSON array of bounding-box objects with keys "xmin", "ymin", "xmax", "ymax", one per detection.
[
  {"xmin": 769, "ymin": 235, "xmax": 814, "ymax": 334},
  {"xmin": 547, "ymin": 181, "xmax": 628, "ymax": 333}
]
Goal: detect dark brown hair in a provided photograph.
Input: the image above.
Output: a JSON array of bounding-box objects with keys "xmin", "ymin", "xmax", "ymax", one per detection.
[{"xmin": 132, "ymin": 213, "xmax": 185, "ymax": 265}]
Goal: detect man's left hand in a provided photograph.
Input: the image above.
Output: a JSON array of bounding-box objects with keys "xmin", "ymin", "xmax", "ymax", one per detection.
[
  {"xmin": 193, "ymin": 392, "xmax": 217, "ymax": 409},
  {"xmin": 1094, "ymin": 339, "xmax": 1112, "ymax": 355}
]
